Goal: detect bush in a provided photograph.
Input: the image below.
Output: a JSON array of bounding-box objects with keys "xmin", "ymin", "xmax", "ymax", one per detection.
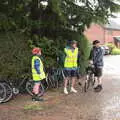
[
  {"xmin": 28, "ymin": 35, "xmax": 66, "ymax": 68},
  {"xmin": 77, "ymin": 34, "xmax": 91, "ymax": 75},
  {"xmin": 0, "ymin": 32, "xmax": 31, "ymax": 81},
  {"xmin": 0, "ymin": 31, "xmax": 91, "ymax": 81},
  {"xmin": 111, "ymin": 48, "xmax": 120, "ymax": 55},
  {"xmin": 106, "ymin": 43, "xmax": 116, "ymax": 53},
  {"xmin": 29, "ymin": 33, "xmax": 91, "ymax": 74}
]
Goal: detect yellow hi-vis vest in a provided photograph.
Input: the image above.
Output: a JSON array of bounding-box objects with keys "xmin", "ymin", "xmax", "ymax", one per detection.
[
  {"xmin": 64, "ymin": 47, "xmax": 78, "ymax": 68},
  {"xmin": 32, "ymin": 56, "xmax": 46, "ymax": 81}
]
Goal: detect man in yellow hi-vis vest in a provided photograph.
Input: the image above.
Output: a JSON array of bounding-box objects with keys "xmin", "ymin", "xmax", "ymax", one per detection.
[
  {"xmin": 63, "ymin": 40, "xmax": 79, "ymax": 94},
  {"xmin": 32, "ymin": 47, "xmax": 46, "ymax": 101}
]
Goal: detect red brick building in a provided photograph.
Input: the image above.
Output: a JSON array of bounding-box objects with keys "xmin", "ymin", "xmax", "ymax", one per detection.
[{"xmin": 84, "ymin": 21, "xmax": 120, "ymax": 47}]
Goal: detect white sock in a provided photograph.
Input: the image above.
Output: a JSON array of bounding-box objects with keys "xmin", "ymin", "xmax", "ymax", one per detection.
[
  {"xmin": 64, "ymin": 87, "xmax": 68, "ymax": 94},
  {"xmin": 71, "ymin": 87, "xmax": 77, "ymax": 93}
]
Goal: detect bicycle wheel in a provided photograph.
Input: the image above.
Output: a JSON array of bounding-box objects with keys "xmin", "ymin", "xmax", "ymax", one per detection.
[
  {"xmin": 84, "ymin": 75, "xmax": 90, "ymax": 92},
  {"xmin": 57, "ymin": 69, "xmax": 64, "ymax": 88},
  {"xmin": 26, "ymin": 80, "xmax": 45, "ymax": 97},
  {"xmin": 0, "ymin": 83, "xmax": 6, "ymax": 103},
  {"xmin": 26, "ymin": 80, "xmax": 34, "ymax": 96},
  {"xmin": 41, "ymin": 78, "xmax": 49, "ymax": 90},
  {"xmin": 92, "ymin": 75, "xmax": 95, "ymax": 86},
  {"xmin": 2, "ymin": 82, "xmax": 13, "ymax": 103},
  {"xmin": 47, "ymin": 75, "xmax": 55, "ymax": 88}
]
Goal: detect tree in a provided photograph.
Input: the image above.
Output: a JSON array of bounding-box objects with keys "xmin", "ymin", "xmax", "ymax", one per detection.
[
  {"xmin": 0, "ymin": 0, "xmax": 120, "ymax": 79},
  {"xmin": 0, "ymin": 0, "xmax": 120, "ymax": 35}
]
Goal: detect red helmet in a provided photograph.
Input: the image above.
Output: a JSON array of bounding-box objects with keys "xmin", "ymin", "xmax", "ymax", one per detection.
[{"xmin": 32, "ymin": 48, "xmax": 41, "ymax": 54}]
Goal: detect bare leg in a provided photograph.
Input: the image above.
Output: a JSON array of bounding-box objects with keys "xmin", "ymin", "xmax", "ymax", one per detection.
[
  {"xmin": 71, "ymin": 77, "xmax": 77, "ymax": 93},
  {"xmin": 64, "ymin": 77, "xmax": 69, "ymax": 94},
  {"xmin": 97, "ymin": 77, "xmax": 102, "ymax": 85},
  {"xmin": 71, "ymin": 77, "xmax": 76, "ymax": 88},
  {"xmin": 33, "ymin": 83, "xmax": 40, "ymax": 95},
  {"xmin": 64, "ymin": 77, "xmax": 69, "ymax": 88},
  {"xmin": 32, "ymin": 83, "xmax": 44, "ymax": 101}
]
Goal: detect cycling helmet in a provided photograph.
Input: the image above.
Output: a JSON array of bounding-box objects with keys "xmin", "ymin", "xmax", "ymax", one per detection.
[{"xmin": 32, "ymin": 47, "xmax": 41, "ymax": 54}]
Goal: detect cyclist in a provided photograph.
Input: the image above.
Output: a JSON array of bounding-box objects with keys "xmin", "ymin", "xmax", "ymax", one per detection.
[
  {"xmin": 32, "ymin": 48, "xmax": 46, "ymax": 101},
  {"xmin": 89, "ymin": 40, "xmax": 104, "ymax": 92},
  {"xmin": 63, "ymin": 40, "xmax": 79, "ymax": 94}
]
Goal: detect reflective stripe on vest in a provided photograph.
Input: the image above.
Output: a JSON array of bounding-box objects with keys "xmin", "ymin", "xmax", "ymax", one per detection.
[
  {"xmin": 64, "ymin": 48, "xmax": 78, "ymax": 68},
  {"xmin": 32, "ymin": 56, "xmax": 46, "ymax": 81}
]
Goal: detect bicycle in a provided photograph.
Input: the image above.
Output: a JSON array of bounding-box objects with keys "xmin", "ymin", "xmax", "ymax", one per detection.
[
  {"xmin": 26, "ymin": 79, "xmax": 46, "ymax": 97},
  {"xmin": 26, "ymin": 67, "xmax": 65, "ymax": 96},
  {"xmin": 0, "ymin": 76, "xmax": 31, "ymax": 103},
  {"xmin": 0, "ymin": 83, "xmax": 6, "ymax": 103},
  {"xmin": 84, "ymin": 64, "xmax": 96, "ymax": 92}
]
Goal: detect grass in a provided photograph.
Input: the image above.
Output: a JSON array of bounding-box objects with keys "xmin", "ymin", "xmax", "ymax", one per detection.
[{"xmin": 24, "ymin": 103, "xmax": 44, "ymax": 111}]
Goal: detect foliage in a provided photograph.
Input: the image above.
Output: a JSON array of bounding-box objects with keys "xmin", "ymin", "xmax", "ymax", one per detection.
[
  {"xmin": 111, "ymin": 48, "xmax": 120, "ymax": 55},
  {"xmin": 106, "ymin": 43, "xmax": 116, "ymax": 53},
  {"xmin": 0, "ymin": 32, "xmax": 31, "ymax": 80},
  {"xmin": 77, "ymin": 34, "xmax": 91, "ymax": 74},
  {"xmin": 28, "ymin": 35, "xmax": 66, "ymax": 68},
  {"xmin": 0, "ymin": 0, "xmax": 120, "ymax": 79},
  {"xmin": 1, "ymin": 0, "xmax": 120, "ymax": 34}
]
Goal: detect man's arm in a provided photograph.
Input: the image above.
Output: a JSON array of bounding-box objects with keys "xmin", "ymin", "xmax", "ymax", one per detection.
[
  {"xmin": 34, "ymin": 59, "xmax": 40, "ymax": 74},
  {"xmin": 96, "ymin": 48, "xmax": 104, "ymax": 61}
]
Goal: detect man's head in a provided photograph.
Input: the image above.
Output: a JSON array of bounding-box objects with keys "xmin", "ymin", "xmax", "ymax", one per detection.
[
  {"xmin": 93, "ymin": 40, "xmax": 100, "ymax": 47},
  {"xmin": 71, "ymin": 40, "xmax": 77, "ymax": 49},
  {"xmin": 32, "ymin": 47, "xmax": 42, "ymax": 55}
]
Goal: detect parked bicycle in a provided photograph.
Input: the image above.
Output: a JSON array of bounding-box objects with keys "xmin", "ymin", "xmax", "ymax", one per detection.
[
  {"xmin": 84, "ymin": 63, "xmax": 96, "ymax": 92},
  {"xmin": 0, "ymin": 83, "xmax": 6, "ymax": 103},
  {"xmin": 0, "ymin": 76, "xmax": 32, "ymax": 103},
  {"xmin": 26, "ymin": 68, "xmax": 65, "ymax": 96},
  {"xmin": 0, "ymin": 67, "xmax": 65, "ymax": 103}
]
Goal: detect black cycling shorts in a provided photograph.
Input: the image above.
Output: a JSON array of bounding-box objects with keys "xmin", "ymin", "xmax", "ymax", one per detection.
[
  {"xmin": 94, "ymin": 67, "xmax": 103, "ymax": 77},
  {"xmin": 63, "ymin": 69, "xmax": 78, "ymax": 77}
]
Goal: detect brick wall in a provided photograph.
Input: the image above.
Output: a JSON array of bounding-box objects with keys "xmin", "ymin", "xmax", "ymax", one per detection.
[
  {"xmin": 105, "ymin": 30, "xmax": 120, "ymax": 43},
  {"xmin": 84, "ymin": 24, "xmax": 120, "ymax": 44},
  {"xmin": 84, "ymin": 24, "xmax": 105, "ymax": 44}
]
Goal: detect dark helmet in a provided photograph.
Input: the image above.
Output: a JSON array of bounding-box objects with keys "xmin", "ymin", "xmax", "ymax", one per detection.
[
  {"xmin": 93, "ymin": 40, "xmax": 100, "ymax": 45},
  {"xmin": 67, "ymin": 40, "xmax": 72, "ymax": 46},
  {"xmin": 71, "ymin": 40, "xmax": 77, "ymax": 45}
]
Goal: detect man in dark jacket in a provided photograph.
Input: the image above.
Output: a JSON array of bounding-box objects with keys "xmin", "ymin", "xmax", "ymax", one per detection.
[{"xmin": 90, "ymin": 40, "xmax": 104, "ymax": 92}]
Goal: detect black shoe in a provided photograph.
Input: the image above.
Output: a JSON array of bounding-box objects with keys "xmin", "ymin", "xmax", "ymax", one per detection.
[
  {"xmin": 94, "ymin": 85, "xmax": 103, "ymax": 92},
  {"xmin": 78, "ymin": 82, "xmax": 82, "ymax": 86},
  {"xmin": 32, "ymin": 95, "xmax": 44, "ymax": 102}
]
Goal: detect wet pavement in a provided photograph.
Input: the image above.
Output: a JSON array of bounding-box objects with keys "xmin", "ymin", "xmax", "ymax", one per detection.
[
  {"xmin": 0, "ymin": 55, "xmax": 120, "ymax": 120},
  {"xmin": 40, "ymin": 55, "xmax": 120, "ymax": 120}
]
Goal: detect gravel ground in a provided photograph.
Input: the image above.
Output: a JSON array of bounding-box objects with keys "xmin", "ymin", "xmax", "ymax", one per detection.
[{"xmin": 0, "ymin": 55, "xmax": 120, "ymax": 120}]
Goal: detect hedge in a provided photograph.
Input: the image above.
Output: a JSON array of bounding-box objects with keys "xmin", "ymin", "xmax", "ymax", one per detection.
[
  {"xmin": 0, "ymin": 32, "xmax": 91, "ymax": 81},
  {"xmin": 111, "ymin": 48, "xmax": 120, "ymax": 55}
]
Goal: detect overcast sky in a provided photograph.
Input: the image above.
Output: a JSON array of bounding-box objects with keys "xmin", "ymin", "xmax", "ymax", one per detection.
[{"xmin": 110, "ymin": 13, "xmax": 120, "ymax": 24}]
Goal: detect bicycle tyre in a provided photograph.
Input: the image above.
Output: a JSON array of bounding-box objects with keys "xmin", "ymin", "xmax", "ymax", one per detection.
[
  {"xmin": 0, "ymin": 83, "xmax": 6, "ymax": 103},
  {"xmin": 26, "ymin": 80, "xmax": 44, "ymax": 97},
  {"xmin": 47, "ymin": 76, "xmax": 55, "ymax": 88},
  {"xmin": 84, "ymin": 80, "xmax": 90, "ymax": 92},
  {"xmin": 2, "ymin": 82, "xmax": 13, "ymax": 103}
]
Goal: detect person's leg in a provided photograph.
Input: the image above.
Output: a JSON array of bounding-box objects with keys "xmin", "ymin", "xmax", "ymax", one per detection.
[
  {"xmin": 64, "ymin": 77, "xmax": 69, "ymax": 94},
  {"xmin": 97, "ymin": 76, "xmax": 102, "ymax": 85},
  {"xmin": 32, "ymin": 82, "xmax": 44, "ymax": 101},
  {"xmin": 33, "ymin": 82, "xmax": 40, "ymax": 94},
  {"xmin": 71, "ymin": 70, "xmax": 77, "ymax": 93},
  {"xmin": 63, "ymin": 70, "xmax": 70, "ymax": 94},
  {"xmin": 94, "ymin": 68, "xmax": 103, "ymax": 91}
]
